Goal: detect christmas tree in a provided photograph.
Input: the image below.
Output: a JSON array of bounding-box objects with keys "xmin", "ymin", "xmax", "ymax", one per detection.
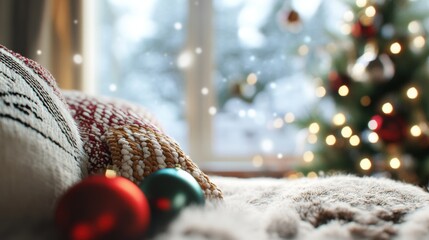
[{"xmin": 298, "ymin": 0, "xmax": 429, "ymax": 185}]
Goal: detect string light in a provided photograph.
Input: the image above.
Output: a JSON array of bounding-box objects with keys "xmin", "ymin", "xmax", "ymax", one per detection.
[
  {"xmin": 284, "ymin": 113, "xmax": 295, "ymax": 123},
  {"xmin": 407, "ymin": 87, "xmax": 419, "ymax": 99},
  {"xmin": 389, "ymin": 157, "xmax": 401, "ymax": 169},
  {"xmin": 338, "ymin": 85, "xmax": 349, "ymax": 96},
  {"xmin": 333, "ymin": 113, "xmax": 346, "ymax": 126},
  {"xmin": 201, "ymin": 87, "xmax": 209, "ymax": 95},
  {"xmin": 208, "ymin": 106, "xmax": 217, "ymax": 115},
  {"xmin": 410, "ymin": 125, "xmax": 422, "ymax": 137},
  {"xmin": 381, "ymin": 102, "xmax": 393, "ymax": 114},
  {"xmin": 341, "ymin": 126, "xmax": 353, "ymax": 138},
  {"xmin": 364, "ymin": 6, "xmax": 376, "ymax": 18},
  {"xmin": 316, "ymin": 86, "xmax": 327, "ymax": 97},
  {"xmin": 368, "ymin": 132, "xmax": 379, "ymax": 143},
  {"xmin": 73, "ymin": 54, "xmax": 83, "ymax": 64},
  {"xmin": 303, "ymin": 151, "xmax": 314, "ymax": 162},
  {"xmin": 326, "ymin": 135, "xmax": 336, "ymax": 145},
  {"xmin": 341, "ymin": 24, "xmax": 352, "ymax": 35},
  {"xmin": 408, "ymin": 21, "xmax": 422, "ymax": 34},
  {"xmin": 350, "ymin": 135, "xmax": 360, "ymax": 146},
  {"xmin": 309, "ymin": 122, "xmax": 320, "ymax": 134},
  {"xmin": 273, "ymin": 118, "xmax": 284, "ymax": 129},
  {"xmin": 412, "ymin": 36, "xmax": 426, "ymax": 49},
  {"xmin": 368, "ymin": 119, "xmax": 378, "ymax": 130},
  {"xmin": 105, "ymin": 169, "xmax": 117, "ymax": 178},
  {"xmin": 389, "ymin": 42, "xmax": 402, "ymax": 54},
  {"xmin": 356, "ymin": 0, "xmax": 368, "ymax": 8},
  {"xmin": 343, "ymin": 11, "xmax": 355, "ymax": 22},
  {"xmin": 359, "ymin": 158, "xmax": 372, "ymax": 170},
  {"xmin": 247, "ymin": 73, "xmax": 258, "ymax": 85}
]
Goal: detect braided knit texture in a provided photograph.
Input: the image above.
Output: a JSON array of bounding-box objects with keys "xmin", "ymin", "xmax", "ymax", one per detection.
[{"xmin": 64, "ymin": 91, "xmax": 223, "ymax": 200}]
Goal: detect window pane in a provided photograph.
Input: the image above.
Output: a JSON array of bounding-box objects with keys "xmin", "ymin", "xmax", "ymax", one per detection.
[
  {"xmin": 213, "ymin": 0, "xmax": 344, "ymax": 157},
  {"xmin": 94, "ymin": 0, "xmax": 188, "ymax": 150}
]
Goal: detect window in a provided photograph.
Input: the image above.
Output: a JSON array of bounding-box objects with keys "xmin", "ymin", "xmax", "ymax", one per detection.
[{"xmin": 87, "ymin": 0, "xmax": 346, "ymax": 166}]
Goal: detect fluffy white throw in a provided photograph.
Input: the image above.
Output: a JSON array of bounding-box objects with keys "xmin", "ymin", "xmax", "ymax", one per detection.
[{"xmin": 156, "ymin": 175, "xmax": 429, "ymax": 240}]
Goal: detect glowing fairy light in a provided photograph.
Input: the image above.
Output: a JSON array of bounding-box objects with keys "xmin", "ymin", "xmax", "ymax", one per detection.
[
  {"xmin": 364, "ymin": 6, "xmax": 376, "ymax": 18},
  {"xmin": 309, "ymin": 122, "xmax": 320, "ymax": 134},
  {"xmin": 343, "ymin": 11, "xmax": 355, "ymax": 22},
  {"xmin": 338, "ymin": 85, "xmax": 349, "ymax": 96},
  {"xmin": 326, "ymin": 135, "xmax": 336, "ymax": 146},
  {"xmin": 303, "ymin": 151, "xmax": 314, "ymax": 162},
  {"xmin": 73, "ymin": 54, "xmax": 83, "ymax": 64},
  {"xmin": 341, "ymin": 126, "xmax": 353, "ymax": 138},
  {"xmin": 368, "ymin": 132, "xmax": 379, "ymax": 143},
  {"xmin": 349, "ymin": 135, "xmax": 360, "ymax": 146},
  {"xmin": 208, "ymin": 106, "xmax": 217, "ymax": 115},
  {"xmin": 284, "ymin": 113, "xmax": 295, "ymax": 123},
  {"xmin": 412, "ymin": 36, "xmax": 426, "ymax": 49},
  {"xmin": 389, "ymin": 157, "xmax": 401, "ymax": 169},
  {"xmin": 273, "ymin": 118, "xmax": 284, "ymax": 129},
  {"xmin": 333, "ymin": 113, "xmax": 346, "ymax": 126},
  {"xmin": 360, "ymin": 158, "xmax": 372, "ymax": 170},
  {"xmin": 201, "ymin": 87, "xmax": 209, "ymax": 95},
  {"xmin": 410, "ymin": 125, "xmax": 422, "ymax": 137},
  {"xmin": 316, "ymin": 86, "xmax": 326, "ymax": 97},
  {"xmin": 408, "ymin": 21, "xmax": 422, "ymax": 34},
  {"xmin": 382, "ymin": 102, "xmax": 394, "ymax": 114},
  {"xmin": 390, "ymin": 42, "xmax": 402, "ymax": 54},
  {"xmin": 407, "ymin": 87, "xmax": 419, "ymax": 99},
  {"xmin": 356, "ymin": 0, "xmax": 368, "ymax": 8}
]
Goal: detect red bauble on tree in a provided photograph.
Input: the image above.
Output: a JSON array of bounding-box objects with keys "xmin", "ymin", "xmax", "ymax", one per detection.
[
  {"xmin": 370, "ymin": 113, "xmax": 407, "ymax": 144},
  {"xmin": 55, "ymin": 175, "xmax": 150, "ymax": 240},
  {"xmin": 352, "ymin": 20, "xmax": 378, "ymax": 39}
]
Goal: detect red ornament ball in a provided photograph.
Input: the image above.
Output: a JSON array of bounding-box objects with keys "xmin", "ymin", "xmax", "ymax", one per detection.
[
  {"xmin": 370, "ymin": 114, "xmax": 407, "ymax": 143},
  {"xmin": 55, "ymin": 175, "xmax": 150, "ymax": 240}
]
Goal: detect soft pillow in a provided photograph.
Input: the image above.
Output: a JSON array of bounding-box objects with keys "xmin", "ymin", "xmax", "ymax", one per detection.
[
  {"xmin": 64, "ymin": 91, "xmax": 222, "ymax": 199},
  {"xmin": 0, "ymin": 45, "xmax": 87, "ymax": 231}
]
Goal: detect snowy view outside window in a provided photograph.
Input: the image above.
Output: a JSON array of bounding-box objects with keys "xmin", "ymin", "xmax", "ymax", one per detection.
[{"xmin": 94, "ymin": 0, "xmax": 345, "ymax": 161}]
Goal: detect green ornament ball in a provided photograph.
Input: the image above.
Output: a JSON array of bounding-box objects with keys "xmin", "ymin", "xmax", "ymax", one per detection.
[{"xmin": 139, "ymin": 168, "xmax": 205, "ymax": 234}]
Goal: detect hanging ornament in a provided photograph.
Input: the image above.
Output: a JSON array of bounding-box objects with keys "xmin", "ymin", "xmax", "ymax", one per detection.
[
  {"xmin": 350, "ymin": 52, "xmax": 395, "ymax": 82},
  {"xmin": 328, "ymin": 71, "xmax": 351, "ymax": 93},
  {"xmin": 370, "ymin": 113, "xmax": 407, "ymax": 144},
  {"xmin": 277, "ymin": 9, "xmax": 302, "ymax": 33},
  {"xmin": 55, "ymin": 175, "xmax": 150, "ymax": 240},
  {"xmin": 139, "ymin": 168, "xmax": 205, "ymax": 235},
  {"xmin": 351, "ymin": 5, "xmax": 380, "ymax": 39}
]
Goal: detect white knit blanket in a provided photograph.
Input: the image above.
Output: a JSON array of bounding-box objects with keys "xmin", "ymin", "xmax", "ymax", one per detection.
[{"xmin": 156, "ymin": 175, "xmax": 429, "ymax": 240}]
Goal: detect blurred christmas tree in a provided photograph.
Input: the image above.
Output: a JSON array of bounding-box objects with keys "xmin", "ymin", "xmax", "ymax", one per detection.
[{"xmin": 298, "ymin": 0, "xmax": 429, "ymax": 185}]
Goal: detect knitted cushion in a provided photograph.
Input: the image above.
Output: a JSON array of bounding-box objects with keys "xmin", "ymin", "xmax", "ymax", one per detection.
[
  {"xmin": 0, "ymin": 45, "xmax": 87, "ymax": 230},
  {"xmin": 64, "ymin": 91, "xmax": 222, "ymax": 200}
]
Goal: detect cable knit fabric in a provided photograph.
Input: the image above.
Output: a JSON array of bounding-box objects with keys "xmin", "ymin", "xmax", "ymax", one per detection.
[
  {"xmin": 64, "ymin": 91, "xmax": 222, "ymax": 200},
  {"xmin": 0, "ymin": 45, "xmax": 87, "ymax": 234}
]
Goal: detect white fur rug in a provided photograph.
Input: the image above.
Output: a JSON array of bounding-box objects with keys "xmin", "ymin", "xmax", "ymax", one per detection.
[{"xmin": 155, "ymin": 175, "xmax": 429, "ymax": 240}]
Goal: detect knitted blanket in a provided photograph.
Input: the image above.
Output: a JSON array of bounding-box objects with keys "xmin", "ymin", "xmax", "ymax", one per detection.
[{"xmin": 156, "ymin": 175, "xmax": 429, "ymax": 240}]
